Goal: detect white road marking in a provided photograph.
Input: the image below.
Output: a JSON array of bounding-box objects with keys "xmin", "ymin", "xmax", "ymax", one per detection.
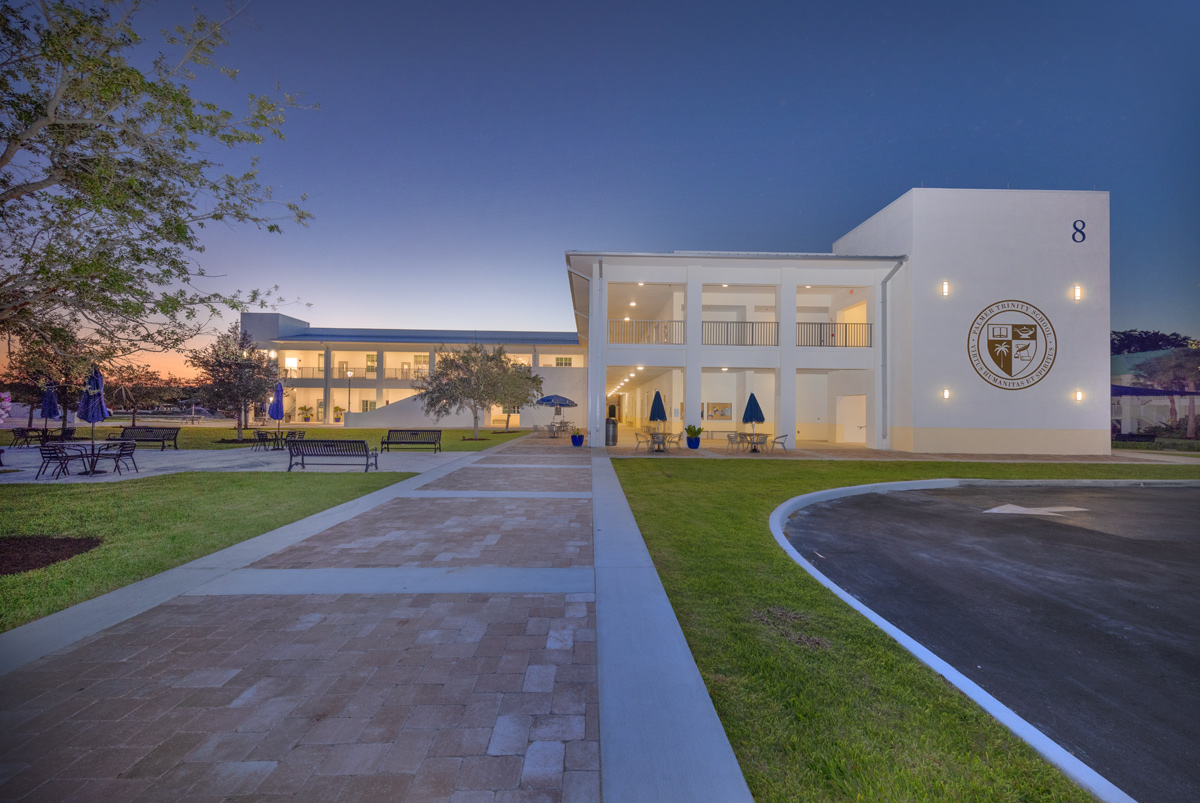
[{"xmin": 982, "ymin": 504, "xmax": 1088, "ymax": 516}]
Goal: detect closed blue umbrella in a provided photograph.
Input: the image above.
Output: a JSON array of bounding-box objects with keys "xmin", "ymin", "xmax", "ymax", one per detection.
[
  {"xmin": 742, "ymin": 392, "xmax": 765, "ymax": 434},
  {"xmin": 40, "ymin": 384, "xmax": 60, "ymax": 435},
  {"xmin": 649, "ymin": 390, "xmax": 668, "ymax": 433},
  {"xmin": 268, "ymin": 381, "xmax": 285, "ymax": 436},
  {"xmin": 77, "ymin": 366, "xmax": 112, "ymax": 442}
]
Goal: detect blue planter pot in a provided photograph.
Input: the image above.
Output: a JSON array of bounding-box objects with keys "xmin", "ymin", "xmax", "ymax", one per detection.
[
  {"xmin": 687, "ymin": 436, "xmax": 701, "ymax": 449},
  {"xmin": 570, "ymin": 434, "xmax": 584, "ymax": 447}
]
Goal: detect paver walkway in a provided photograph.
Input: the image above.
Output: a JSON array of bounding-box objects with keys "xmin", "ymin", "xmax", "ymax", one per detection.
[{"xmin": 0, "ymin": 439, "xmax": 607, "ymax": 801}]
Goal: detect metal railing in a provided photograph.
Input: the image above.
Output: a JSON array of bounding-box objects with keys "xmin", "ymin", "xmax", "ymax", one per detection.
[
  {"xmin": 796, "ymin": 323, "xmax": 872, "ymax": 347},
  {"xmin": 607, "ymin": 319, "xmax": 685, "ymax": 345},
  {"xmin": 702, "ymin": 321, "xmax": 779, "ymax": 346},
  {"xmin": 281, "ymin": 367, "xmax": 429, "ymax": 381}
]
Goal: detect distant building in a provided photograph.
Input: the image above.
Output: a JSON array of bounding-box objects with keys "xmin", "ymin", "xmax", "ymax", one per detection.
[
  {"xmin": 568, "ymin": 188, "xmax": 1111, "ymax": 454},
  {"xmin": 241, "ymin": 313, "xmax": 584, "ymax": 429}
]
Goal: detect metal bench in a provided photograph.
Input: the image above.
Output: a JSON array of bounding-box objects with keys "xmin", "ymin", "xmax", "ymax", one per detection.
[
  {"xmin": 287, "ymin": 439, "xmax": 378, "ymax": 472},
  {"xmin": 106, "ymin": 426, "xmax": 180, "ymax": 450},
  {"xmin": 381, "ymin": 429, "xmax": 442, "ymax": 452}
]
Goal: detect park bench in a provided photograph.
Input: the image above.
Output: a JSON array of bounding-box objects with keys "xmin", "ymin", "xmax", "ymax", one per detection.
[
  {"xmin": 381, "ymin": 429, "xmax": 442, "ymax": 452},
  {"xmin": 106, "ymin": 426, "xmax": 180, "ymax": 450},
  {"xmin": 287, "ymin": 439, "xmax": 378, "ymax": 472}
]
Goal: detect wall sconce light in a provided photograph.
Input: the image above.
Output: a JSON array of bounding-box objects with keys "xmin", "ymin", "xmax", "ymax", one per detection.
[
  {"xmin": 1075, "ymin": 390, "xmax": 1083, "ymax": 402},
  {"xmin": 1073, "ymin": 284, "xmax": 1082, "ymax": 301},
  {"xmin": 942, "ymin": 388, "xmax": 950, "ymax": 399},
  {"xmin": 268, "ymin": 349, "xmax": 277, "ymax": 359},
  {"xmin": 941, "ymin": 281, "xmax": 950, "ymax": 296}
]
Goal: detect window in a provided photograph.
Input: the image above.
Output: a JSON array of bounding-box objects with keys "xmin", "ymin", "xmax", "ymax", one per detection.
[
  {"xmin": 366, "ymin": 354, "xmax": 376, "ymax": 373},
  {"xmin": 316, "ymin": 400, "xmax": 325, "ymax": 418},
  {"xmin": 501, "ymin": 405, "xmax": 521, "ymax": 415},
  {"xmin": 317, "ymin": 353, "xmax": 325, "ymax": 371},
  {"xmin": 361, "ymin": 400, "xmax": 376, "ymax": 413},
  {"xmin": 414, "ymin": 354, "xmax": 429, "ymax": 366},
  {"xmin": 555, "ymin": 357, "xmax": 572, "ymax": 367}
]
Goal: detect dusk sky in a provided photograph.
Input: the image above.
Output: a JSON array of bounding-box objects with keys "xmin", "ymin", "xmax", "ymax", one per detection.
[{"xmin": 136, "ymin": 0, "xmax": 1198, "ymax": 372}]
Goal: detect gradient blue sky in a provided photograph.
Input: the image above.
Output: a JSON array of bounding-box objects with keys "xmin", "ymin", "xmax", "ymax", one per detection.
[{"xmin": 145, "ymin": 0, "xmax": 1198, "ymax": 362}]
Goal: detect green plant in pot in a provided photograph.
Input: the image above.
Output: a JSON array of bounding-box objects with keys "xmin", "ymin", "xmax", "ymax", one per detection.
[
  {"xmin": 685, "ymin": 424, "xmax": 703, "ymax": 449},
  {"xmin": 570, "ymin": 427, "xmax": 584, "ymax": 447},
  {"xmin": 298, "ymin": 405, "xmax": 313, "ymax": 422},
  {"xmin": 332, "ymin": 405, "xmax": 345, "ymax": 423}
]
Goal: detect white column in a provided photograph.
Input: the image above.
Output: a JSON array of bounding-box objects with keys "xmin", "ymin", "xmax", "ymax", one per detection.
[
  {"xmin": 778, "ymin": 271, "xmax": 798, "ymax": 444},
  {"xmin": 588, "ymin": 261, "xmax": 606, "ymax": 446},
  {"xmin": 376, "ymin": 349, "xmax": 386, "ymax": 408},
  {"xmin": 1121, "ymin": 395, "xmax": 1136, "ymax": 434},
  {"xmin": 322, "ymin": 345, "xmax": 332, "ymax": 424},
  {"xmin": 685, "ymin": 270, "xmax": 703, "ymax": 432}
]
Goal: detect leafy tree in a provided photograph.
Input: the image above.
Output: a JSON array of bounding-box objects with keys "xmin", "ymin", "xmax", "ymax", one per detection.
[
  {"xmin": 185, "ymin": 323, "xmax": 276, "ymax": 439},
  {"xmin": 1111, "ymin": 330, "xmax": 1193, "ymax": 355},
  {"xmin": 0, "ymin": 328, "xmax": 105, "ymax": 433},
  {"xmin": 416, "ymin": 344, "xmax": 535, "ymax": 440},
  {"xmin": 1135, "ymin": 348, "xmax": 1200, "ymax": 438},
  {"xmin": 0, "ymin": 0, "xmax": 311, "ymax": 357},
  {"xmin": 106, "ymin": 363, "xmax": 169, "ymax": 425},
  {"xmin": 494, "ymin": 361, "xmax": 543, "ymax": 432}
]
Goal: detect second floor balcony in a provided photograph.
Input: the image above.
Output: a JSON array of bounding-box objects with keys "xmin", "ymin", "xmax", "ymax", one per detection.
[
  {"xmin": 281, "ymin": 367, "xmax": 429, "ymax": 381},
  {"xmin": 608, "ymin": 319, "xmax": 685, "ymax": 345}
]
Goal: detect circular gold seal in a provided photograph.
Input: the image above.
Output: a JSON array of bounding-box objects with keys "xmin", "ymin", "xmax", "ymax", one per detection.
[{"xmin": 967, "ymin": 300, "xmax": 1056, "ymax": 390}]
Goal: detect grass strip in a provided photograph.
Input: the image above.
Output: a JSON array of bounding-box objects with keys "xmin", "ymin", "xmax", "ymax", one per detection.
[
  {"xmin": 68, "ymin": 426, "xmax": 528, "ymax": 451},
  {"xmin": 613, "ymin": 459, "xmax": 1200, "ymax": 802},
  {"xmin": 0, "ymin": 471, "xmax": 409, "ymax": 632}
]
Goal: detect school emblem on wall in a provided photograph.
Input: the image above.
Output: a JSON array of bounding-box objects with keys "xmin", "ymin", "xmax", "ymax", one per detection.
[{"xmin": 967, "ymin": 300, "xmax": 1057, "ymax": 390}]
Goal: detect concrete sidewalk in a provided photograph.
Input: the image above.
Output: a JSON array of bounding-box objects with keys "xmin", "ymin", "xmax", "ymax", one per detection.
[{"xmin": 0, "ymin": 436, "xmax": 751, "ymax": 801}]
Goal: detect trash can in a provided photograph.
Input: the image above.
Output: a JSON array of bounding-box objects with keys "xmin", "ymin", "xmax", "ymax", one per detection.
[{"xmin": 605, "ymin": 418, "xmax": 618, "ymax": 446}]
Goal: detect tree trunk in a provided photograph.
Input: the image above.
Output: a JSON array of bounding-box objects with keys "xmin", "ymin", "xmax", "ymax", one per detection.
[
  {"xmin": 1168, "ymin": 396, "xmax": 1178, "ymax": 426},
  {"xmin": 504, "ymin": 412, "xmax": 511, "ymax": 432},
  {"xmin": 132, "ymin": 406, "xmax": 138, "ymax": 426},
  {"xmin": 472, "ymin": 406, "xmax": 480, "ymax": 440}
]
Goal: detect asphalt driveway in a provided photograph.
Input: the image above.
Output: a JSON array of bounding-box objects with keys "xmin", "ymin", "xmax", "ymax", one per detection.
[{"xmin": 784, "ymin": 485, "xmax": 1200, "ymax": 803}]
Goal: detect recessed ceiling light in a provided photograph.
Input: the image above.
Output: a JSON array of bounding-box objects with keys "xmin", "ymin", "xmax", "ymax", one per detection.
[
  {"xmin": 638, "ymin": 282, "xmax": 644, "ymax": 286},
  {"xmin": 805, "ymin": 285, "xmax": 812, "ymax": 289},
  {"xmin": 629, "ymin": 301, "xmax": 636, "ymax": 306},
  {"xmin": 637, "ymin": 366, "xmax": 644, "ymax": 370},
  {"xmin": 721, "ymin": 368, "xmax": 728, "ymax": 372},
  {"xmin": 629, "ymin": 373, "xmax": 635, "ymax": 377},
  {"xmin": 722, "ymin": 284, "xmax": 728, "ymax": 287},
  {"xmin": 624, "ymin": 316, "xmax": 630, "ymax": 321}
]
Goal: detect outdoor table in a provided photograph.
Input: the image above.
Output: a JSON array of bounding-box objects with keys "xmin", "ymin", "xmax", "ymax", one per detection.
[
  {"xmin": 650, "ymin": 432, "xmax": 668, "ymax": 452},
  {"xmin": 59, "ymin": 442, "xmax": 118, "ymax": 475},
  {"xmin": 268, "ymin": 430, "xmax": 286, "ymax": 450},
  {"xmin": 740, "ymin": 433, "xmax": 769, "ymax": 453}
]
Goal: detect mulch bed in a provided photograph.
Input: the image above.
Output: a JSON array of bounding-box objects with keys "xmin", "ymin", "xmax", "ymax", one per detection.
[{"xmin": 0, "ymin": 536, "xmax": 102, "ymax": 575}]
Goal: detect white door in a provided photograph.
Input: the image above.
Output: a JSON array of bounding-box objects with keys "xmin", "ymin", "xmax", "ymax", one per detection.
[{"xmin": 834, "ymin": 395, "xmax": 867, "ymax": 443}]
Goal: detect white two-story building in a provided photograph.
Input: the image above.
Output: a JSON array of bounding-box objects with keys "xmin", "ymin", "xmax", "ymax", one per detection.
[
  {"xmin": 244, "ymin": 188, "xmax": 1110, "ymax": 454},
  {"xmin": 568, "ymin": 188, "xmax": 1111, "ymax": 454}
]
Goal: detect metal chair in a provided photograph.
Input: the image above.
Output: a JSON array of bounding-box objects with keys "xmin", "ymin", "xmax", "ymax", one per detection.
[
  {"xmin": 285, "ymin": 429, "xmax": 305, "ymax": 441},
  {"xmin": 252, "ymin": 430, "xmax": 272, "ymax": 452},
  {"xmin": 108, "ymin": 440, "xmax": 139, "ymax": 474},
  {"xmin": 35, "ymin": 443, "xmax": 71, "ymax": 479},
  {"xmin": 726, "ymin": 433, "xmax": 744, "ymax": 453},
  {"xmin": 9, "ymin": 428, "xmax": 35, "ymax": 448},
  {"xmin": 770, "ymin": 434, "xmax": 789, "ymax": 453},
  {"xmin": 633, "ymin": 432, "xmax": 651, "ymax": 453}
]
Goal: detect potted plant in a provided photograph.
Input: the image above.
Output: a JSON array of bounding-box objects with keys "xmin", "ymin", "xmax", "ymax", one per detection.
[
  {"xmin": 298, "ymin": 405, "xmax": 313, "ymax": 423},
  {"xmin": 685, "ymin": 424, "xmax": 703, "ymax": 449},
  {"xmin": 570, "ymin": 427, "xmax": 584, "ymax": 447},
  {"xmin": 332, "ymin": 405, "xmax": 344, "ymax": 423}
]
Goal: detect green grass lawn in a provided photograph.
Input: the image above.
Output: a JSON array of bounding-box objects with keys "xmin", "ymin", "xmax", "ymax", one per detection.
[
  {"xmin": 613, "ymin": 459, "xmax": 1200, "ymax": 803},
  {"xmin": 72, "ymin": 426, "xmax": 529, "ymax": 451},
  {"xmin": 0, "ymin": 472, "xmax": 409, "ymax": 633}
]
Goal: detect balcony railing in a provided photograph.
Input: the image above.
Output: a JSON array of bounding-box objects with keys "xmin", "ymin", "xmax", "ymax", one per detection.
[
  {"xmin": 607, "ymin": 319, "xmax": 685, "ymax": 345},
  {"xmin": 702, "ymin": 321, "xmax": 779, "ymax": 346},
  {"xmin": 796, "ymin": 323, "xmax": 873, "ymax": 347},
  {"xmin": 281, "ymin": 367, "xmax": 428, "ymax": 381}
]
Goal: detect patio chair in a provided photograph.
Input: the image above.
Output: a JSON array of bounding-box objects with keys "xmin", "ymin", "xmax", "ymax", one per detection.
[
  {"xmin": 252, "ymin": 430, "xmax": 272, "ymax": 452},
  {"xmin": 770, "ymin": 434, "xmax": 789, "ymax": 453},
  {"xmin": 726, "ymin": 433, "xmax": 744, "ymax": 453},
  {"xmin": 633, "ymin": 432, "xmax": 651, "ymax": 453},
  {"xmin": 107, "ymin": 440, "xmax": 139, "ymax": 475},
  {"xmin": 666, "ymin": 433, "xmax": 683, "ymax": 452},
  {"xmin": 35, "ymin": 443, "xmax": 73, "ymax": 479},
  {"xmin": 285, "ymin": 430, "xmax": 305, "ymax": 441},
  {"xmin": 9, "ymin": 427, "xmax": 35, "ymax": 448}
]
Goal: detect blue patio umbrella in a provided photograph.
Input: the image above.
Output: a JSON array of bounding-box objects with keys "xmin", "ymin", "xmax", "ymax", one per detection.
[
  {"xmin": 535, "ymin": 394, "xmax": 577, "ymax": 425},
  {"xmin": 268, "ymin": 381, "xmax": 285, "ymax": 435},
  {"xmin": 742, "ymin": 392, "xmax": 765, "ymax": 434},
  {"xmin": 77, "ymin": 365, "xmax": 112, "ymax": 442},
  {"xmin": 39, "ymin": 384, "xmax": 60, "ymax": 434},
  {"xmin": 649, "ymin": 390, "xmax": 668, "ymax": 433}
]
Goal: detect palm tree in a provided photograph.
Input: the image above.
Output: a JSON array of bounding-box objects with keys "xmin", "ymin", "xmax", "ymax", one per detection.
[{"xmin": 1135, "ymin": 348, "xmax": 1200, "ymax": 437}]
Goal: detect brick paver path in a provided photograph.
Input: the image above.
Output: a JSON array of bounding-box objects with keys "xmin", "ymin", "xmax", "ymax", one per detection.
[{"xmin": 0, "ymin": 438, "xmax": 601, "ymax": 802}]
